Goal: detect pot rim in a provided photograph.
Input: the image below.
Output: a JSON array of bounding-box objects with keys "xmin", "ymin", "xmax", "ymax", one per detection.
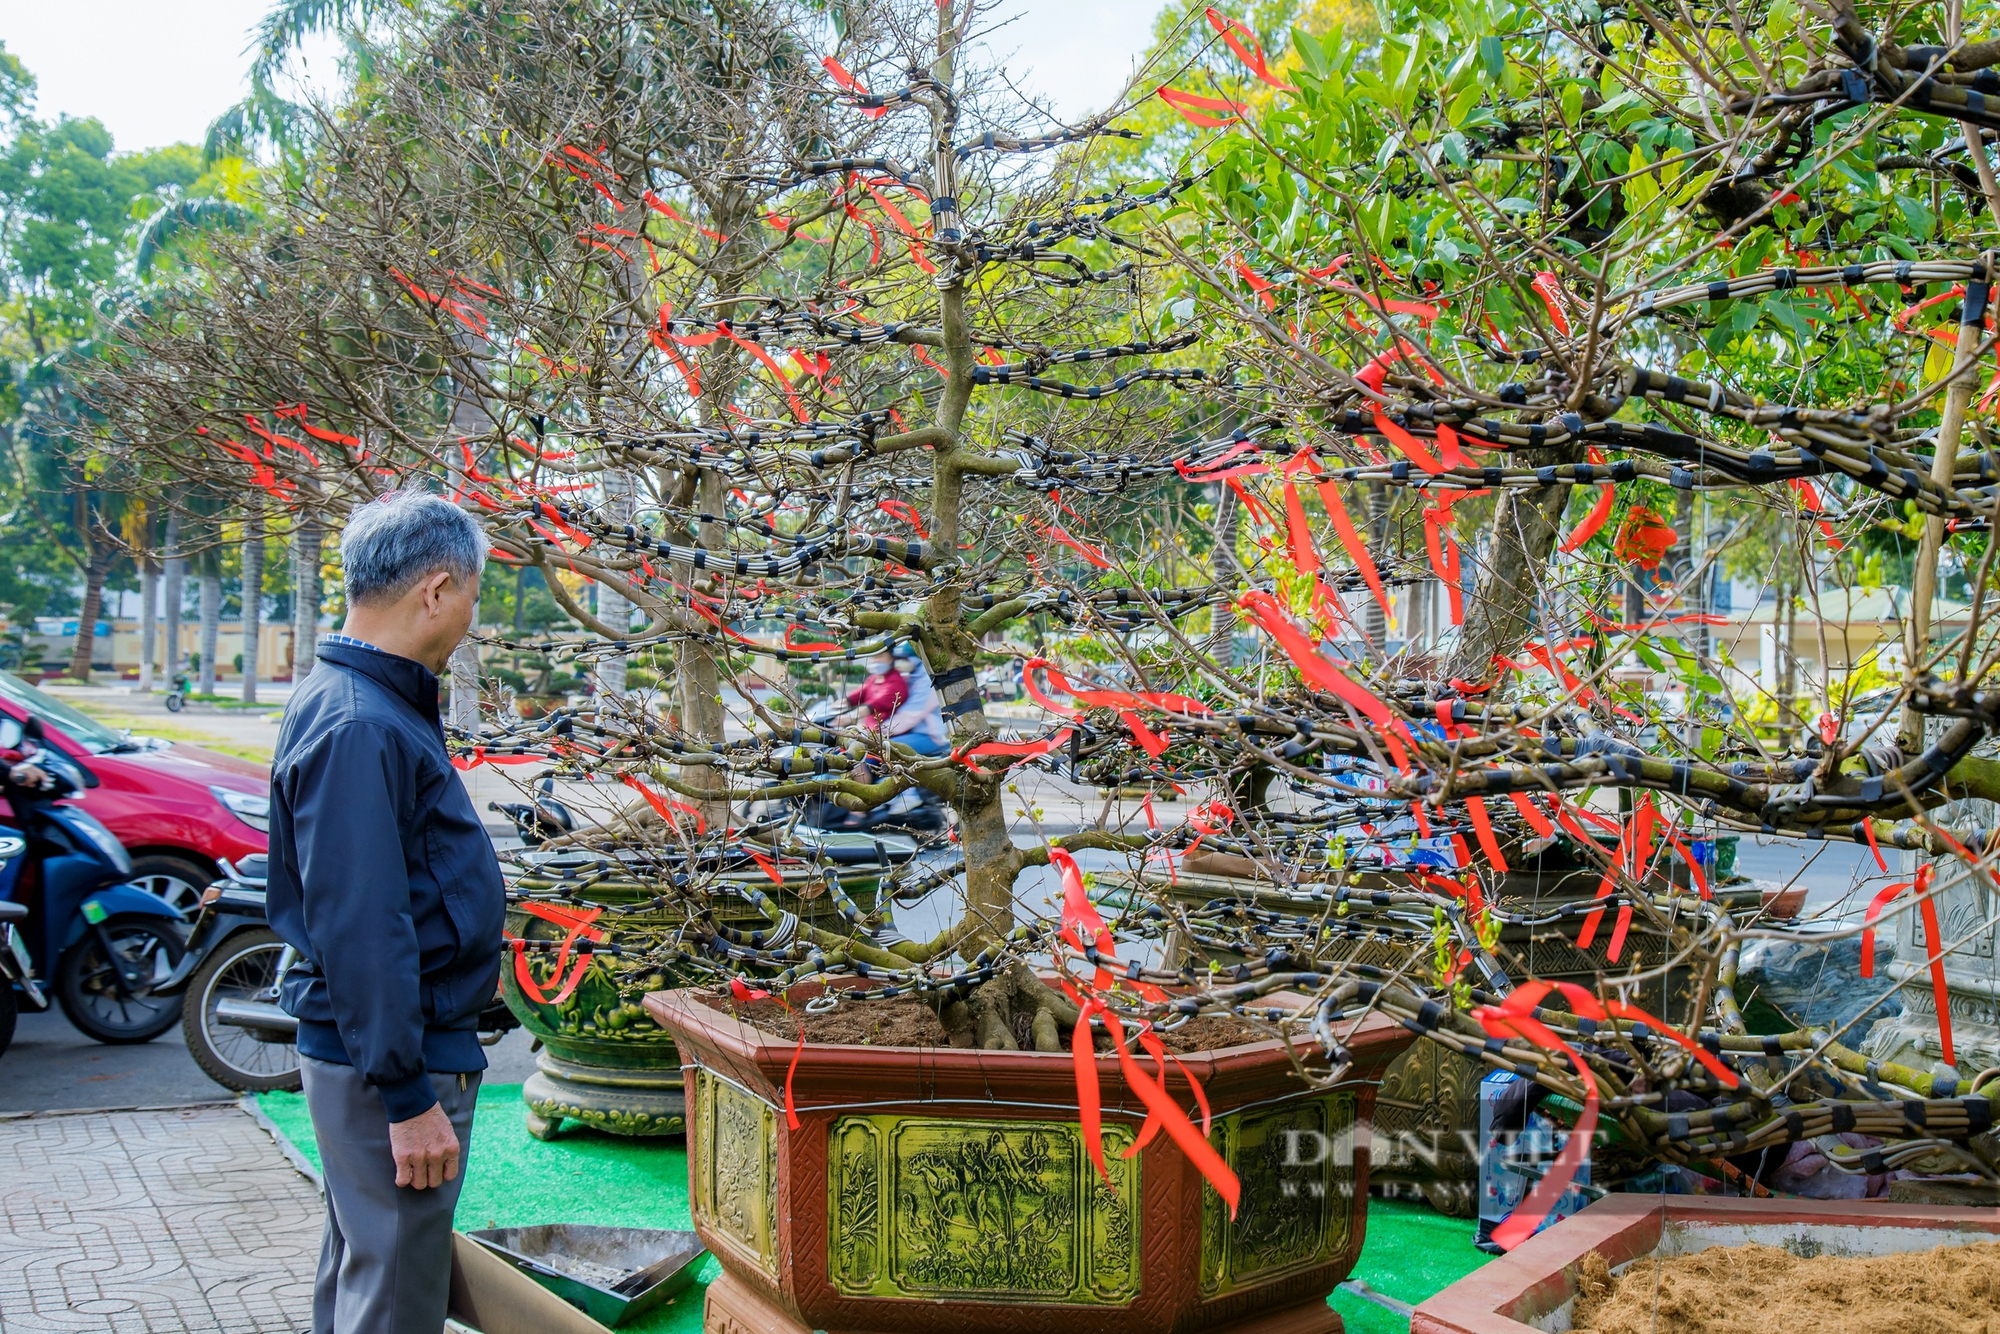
[{"xmin": 642, "ymin": 980, "xmax": 1412, "ymax": 1119}]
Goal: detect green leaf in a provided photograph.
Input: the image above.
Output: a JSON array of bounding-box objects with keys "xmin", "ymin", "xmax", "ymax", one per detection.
[
  {"xmin": 1561, "ymin": 82, "xmax": 1583, "ymax": 125},
  {"xmin": 1479, "ymin": 34, "xmax": 1505, "ymax": 82},
  {"xmin": 1896, "ymin": 195, "xmax": 1936, "ymax": 240},
  {"xmin": 1447, "ymin": 85, "xmax": 1481, "ymax": 128}
]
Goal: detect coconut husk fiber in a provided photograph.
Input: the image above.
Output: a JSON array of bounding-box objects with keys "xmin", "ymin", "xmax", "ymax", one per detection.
[{"xmin": 1571, "ymin": 1238, "xmax": 2000, "ymax": 1333}]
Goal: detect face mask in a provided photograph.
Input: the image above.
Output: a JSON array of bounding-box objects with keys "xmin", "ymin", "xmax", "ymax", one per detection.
[{"xmin": 867, "ymin": 660, "xmax": 892, "ymax": 675}]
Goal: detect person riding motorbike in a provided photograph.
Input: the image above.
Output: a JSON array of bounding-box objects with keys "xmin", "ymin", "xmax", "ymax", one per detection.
[
  {"xmin": 6, "ymin": 717, "xmax": 76, "ymax": 807},
  {"xmin": 885, "ymin": 643, "xmax": 948, "ymax": 756},
  {"xmin": 845, "ymin": 650, "xmax": 908, "ymax": 728},
  {"xmin": 835, "ymin": 644, "xmax": 949, "ymax": 832}
]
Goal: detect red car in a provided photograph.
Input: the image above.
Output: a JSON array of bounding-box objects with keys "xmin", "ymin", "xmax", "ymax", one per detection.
[{"xmin": 0, "ymin": 670, "xmax": 269, "ymax": 914}]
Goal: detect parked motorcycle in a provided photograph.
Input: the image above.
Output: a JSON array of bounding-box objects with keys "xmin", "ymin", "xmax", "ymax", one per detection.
[
  {"xmin": 488, "ymin": 773, "xmax": 576, "ymax": 848},
  {"xmin": 172, "ymin": 853, "xmax": 302, "ymax": 1092},
  {"xmin": 176, "ymin": 852, "xmax": 522, "ymax": 1094},
  {"xmin": 0, "ymin": 833, "xmax": 38, "ymax": 1059},
  {"xmin": 0, "ymin": 715, "xmax": 186, "ymax": 1044}
]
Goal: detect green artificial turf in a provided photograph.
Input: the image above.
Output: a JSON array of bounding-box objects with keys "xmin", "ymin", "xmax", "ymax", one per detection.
[
  {"xmin": 1329, "ymin": 1198, "xmax": 1494, "ymax": 1333},
  {"xmin": 258, "ymin": 1083, "xmax": 717, "ymax": 1334},
  {"xmin": 258, "ymin": 1087, "xmax": 1492, "ymax": 1334}
]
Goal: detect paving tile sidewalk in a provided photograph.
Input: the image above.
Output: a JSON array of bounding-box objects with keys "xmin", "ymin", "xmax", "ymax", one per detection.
[{"xmin": 0, "ymin": 1103, "xmax": 320, "ymax": 1334}]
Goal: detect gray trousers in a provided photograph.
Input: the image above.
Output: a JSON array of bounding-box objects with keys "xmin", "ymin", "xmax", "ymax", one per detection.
[{"xmin": 301, "ymin": 1056, "xmax": 480, "ymax": 1334}]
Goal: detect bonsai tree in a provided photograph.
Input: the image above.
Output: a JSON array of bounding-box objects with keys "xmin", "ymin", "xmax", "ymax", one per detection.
[{"xmin": 83, "ymin": 0, "xmax": 2000, "ymax": 1229}]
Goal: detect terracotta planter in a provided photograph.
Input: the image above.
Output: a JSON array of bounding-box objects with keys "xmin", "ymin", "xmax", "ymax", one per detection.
[
  {"xmin": 1411, "ymin": 1194, "xmax": 2000, "ymax": 1334},
  {"xmin": 645, "ymin": 983, "xmax": 1415, "ymax": 1334}
]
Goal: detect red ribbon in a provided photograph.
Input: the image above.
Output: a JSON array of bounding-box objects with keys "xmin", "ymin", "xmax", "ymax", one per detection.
[
  {"xmin": 1861, "ymin": 864, "xmax": 1954, "ymax": 1066},
  {"xmin": 821, "ymin": 57, "xmax": 885, "ymax": 117},
  {"xmin": 955, "ymin": 727, "xmax": 1075, "ymax": 775},
  {"xmin": 509, "ymin": 902, "xmax": 604, "ymax": 1006},
  {"xmin": 1315, "ymin": 480, "xmax": 1394, "ymax": 629},
  {"xmin": 1237, "ymin": 592, "xmax": 1414, "ymax": 770},
  {"xmin": 1560, "ymin": 449, "xmax": 1615, "ymax": 553},
  {"xmin": 1474, "ymin": 982, "xmax": 1600, "ymax": 1250},
  {"xmin": 1158, "ymin": 86, "xmax": 1248, "ymax": 126},
  {"xmin": 1530, "ymin": 272, "xmax": 1571, "ymax": 335},
  {"xmin": 1204, "ymin": 7, "xmax": 1295, "ymax": 90},
  {"xmin": 622, "ymin": 773, "xmax": 706, "ymax": 835}
]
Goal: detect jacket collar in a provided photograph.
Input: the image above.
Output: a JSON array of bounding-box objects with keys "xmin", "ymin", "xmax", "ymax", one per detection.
[{"xmin": 315, "ymin": 640, "xmax": 440, "ymax": 723}]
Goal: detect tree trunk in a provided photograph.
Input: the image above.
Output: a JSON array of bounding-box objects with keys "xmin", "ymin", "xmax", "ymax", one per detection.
[
  {"xmin": 1448, "ymin": 468, "xmax": 1573, "ymax": 682},
  {"xmin": 138, "ymin": 555, "xmax": 157, "ymax": 692},
  {"xmin": 163, "ymin": 511, "xmax": 184, "ymax": 685},
  {"xmin": 198, "ymin": 547, "xmax": 221, "ymax": 695},
  {"xmin": 292, "ymin": 520, "xmax": 321, "ymax": 681},
  {"xmin": 596, "ymin": 471, "xmax": 635, "ymax": 695},
  {"xmin": 1204, "ymin": 482, "xmax": 1239, "ymax": 663},
  {"xmin": 1363, "ymin": 482, "xmax": 1390, "ymax": 653},
  {"xmin": 68, "ymin": 547, "xmax": 114, "ymax": 681},
  {"xmin": 241, "ymin": 505, "xmax": 264, "ymax": 705}
]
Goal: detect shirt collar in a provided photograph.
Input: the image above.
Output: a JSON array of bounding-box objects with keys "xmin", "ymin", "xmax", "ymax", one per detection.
[{"xmin": 314, "ymin": 638, "xmax": 441, "ymax": 724}]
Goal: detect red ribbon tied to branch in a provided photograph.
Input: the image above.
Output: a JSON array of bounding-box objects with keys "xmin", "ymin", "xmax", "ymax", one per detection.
[
  {"xmin": 1861, "ymin": 863, "xmax": 1954, "ymax": 1066},
  {"xmin": 1204, "ymin": 8, "xmax": 1296, "ymax": 90},
  {"xmin": 1236, "ymin": 592, "xmax": 1416, "ymax": 770},
  {"xmin": 622, "ymin": 773, "xmax": 707, "ymax": 835},
  {"xmin": 820, "ymin": 57, "xmax": 886, "ymax": 117},
  {"xmin": 1051, "ymin": 849, "xmax": 1238, "ymax": 1215},
  {"xmin": 1021, "ymin": 658, "xmax": 1209, "ymax": 758},
  {"xmin": 1559, "ymin": 448, "xmax": 1615, "ymax": 553},
  {"xmin": 1158, "ymin": 86, "xmax": 1249, "ymax": 127},
  {"xmin": 508, "ymin": 902, "xmax": 604, "ymax": 1006}
]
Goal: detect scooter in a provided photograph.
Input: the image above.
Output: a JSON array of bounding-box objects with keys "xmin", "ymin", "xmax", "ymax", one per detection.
[
  {"xmin": 793, "ymin": 700, "xmax": 949, "ymax": 836},
  {"xmin": 0, "ymin": 833, "xmax": 38, "ymax": 1059},
  {"xmin": 489, "ymin": 773, "xmax": 576, "ymax": 848},
  {"xmin": 0, "ymin": 715, "xmax": 187, "ymax": 1044},
  {"xmin": 163, "ymin": 672, "xmax": 190, "ymax": 713},
  {"xmin": 175, "ymin": 851, "xmax": 522, "ymax": 1094}
]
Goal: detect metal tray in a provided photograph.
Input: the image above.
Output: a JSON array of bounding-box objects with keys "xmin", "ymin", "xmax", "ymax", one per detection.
[{"xmin": 467, "ymin": 1225, "xmax": 706, "ymax": 1327}]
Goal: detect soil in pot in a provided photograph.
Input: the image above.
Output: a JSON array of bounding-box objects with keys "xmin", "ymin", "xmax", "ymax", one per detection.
[
  {"xmin": 723, "ymin": 992, "xmax": 1269, "ymax": 1053},
  {"xmin": 1571, "ymin": 1238, "xmax": 2000, "ymax": 1333}
]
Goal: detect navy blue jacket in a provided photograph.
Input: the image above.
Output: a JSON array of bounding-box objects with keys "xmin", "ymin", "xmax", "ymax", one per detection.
[{"xmin": 269, "ymin": 640, "xmax": 504, "ymax": 1121}]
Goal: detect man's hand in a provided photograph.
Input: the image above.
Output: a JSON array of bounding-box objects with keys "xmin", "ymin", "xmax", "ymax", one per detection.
[{"xmin": 388, "ymin": 1103, "xmax": 459, "ymax": 1190}]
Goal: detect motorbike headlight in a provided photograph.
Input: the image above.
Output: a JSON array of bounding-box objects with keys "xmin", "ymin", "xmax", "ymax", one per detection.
[{"xmin": 213, "ymin": 786, "xmax": 271, "ymax": 833}]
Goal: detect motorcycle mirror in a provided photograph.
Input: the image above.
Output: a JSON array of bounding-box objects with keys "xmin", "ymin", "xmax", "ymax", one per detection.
[{"xmin": 0, "ymin": 716, "xmax": 21, "ymax": 751}]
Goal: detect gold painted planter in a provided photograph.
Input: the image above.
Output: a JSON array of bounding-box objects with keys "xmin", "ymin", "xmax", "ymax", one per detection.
[{"xmin": 646, "ymin": 983, "xmax": 1414, "ymax": 1334}]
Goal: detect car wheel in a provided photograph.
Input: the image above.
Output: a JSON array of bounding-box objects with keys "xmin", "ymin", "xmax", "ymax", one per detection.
[
  {"xmin": 55, "ymin": 913, "xmax": 186, "ymax": 1044},
  {"xmin": 182, "ymin": 928, "xmax": 300, "ymax": 1093},
  {"xmin": 125, "ymin": 855, "xmax": 214, "ymax": 917}
]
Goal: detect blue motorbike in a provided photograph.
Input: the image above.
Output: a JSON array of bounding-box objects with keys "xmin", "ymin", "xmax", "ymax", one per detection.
[{"xmin": 0, "ymin": 714, "xmax": 187, "ymax": 1047}]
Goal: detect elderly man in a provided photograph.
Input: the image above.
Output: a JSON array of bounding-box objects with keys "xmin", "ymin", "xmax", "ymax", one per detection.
[{"xmin": 268, "ymin": 491, "xmax": 502, "ymax": 1334}]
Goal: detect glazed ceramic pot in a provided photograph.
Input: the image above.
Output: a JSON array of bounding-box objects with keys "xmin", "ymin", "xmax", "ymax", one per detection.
[
  {"xmin": 645, "ymin": 982, "xmax": 1415, "ymax": 1334},
  {"xmin": 506, "ymin": 847, "xmax": 895, "ymax": 1140}
]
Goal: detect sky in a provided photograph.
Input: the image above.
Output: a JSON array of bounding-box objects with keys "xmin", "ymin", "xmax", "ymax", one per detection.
[{"xmin": 0, "ymin": 0, "xmax": 1167, "ymax": 156}]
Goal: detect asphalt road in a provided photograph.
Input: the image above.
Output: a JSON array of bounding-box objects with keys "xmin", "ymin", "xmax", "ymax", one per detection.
[{"xmin": 0, "ymin": 1005, "xmax": 543, "ymax": 1115}]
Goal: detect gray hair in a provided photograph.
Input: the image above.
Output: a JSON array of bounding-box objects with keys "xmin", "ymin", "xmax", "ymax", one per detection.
[{"xmin": 340, "ymin": 491, "xmax": 486, "ymax": 604}]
